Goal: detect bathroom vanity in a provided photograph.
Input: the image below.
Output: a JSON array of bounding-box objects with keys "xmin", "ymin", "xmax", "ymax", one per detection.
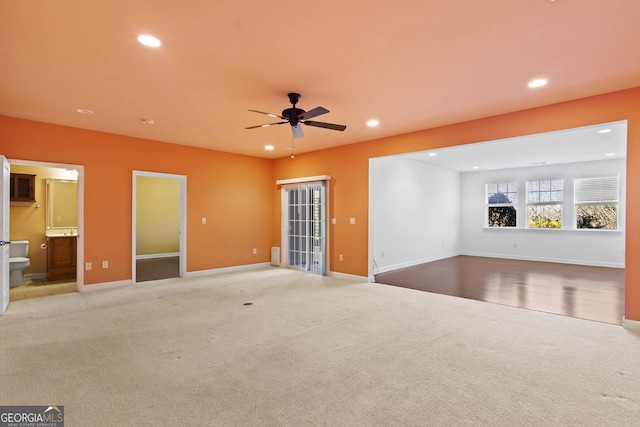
[{"xmin": 47, "ymin": 235, "xmax": 77, "ymax": 280}]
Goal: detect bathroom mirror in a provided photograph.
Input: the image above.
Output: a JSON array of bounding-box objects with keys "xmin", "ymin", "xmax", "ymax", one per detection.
[{"xmin": 46, "ymin": 178, "xmax": 78, "ymax": 229}]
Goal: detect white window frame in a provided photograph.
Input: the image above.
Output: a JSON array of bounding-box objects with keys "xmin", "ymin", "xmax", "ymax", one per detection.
[
  {"xmin": 485, "ymin": 181, "xmax": 518, "ymax": 228},
  {"xmin": 526, "ymin": 178, "xmax": 565, "ymax": 229},
  {"xmin": 573, "ymin": 175, "xmax": 619, "ymax": 230}
]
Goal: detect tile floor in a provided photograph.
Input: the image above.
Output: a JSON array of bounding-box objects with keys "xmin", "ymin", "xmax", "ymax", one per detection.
[{"xmin": 9, "ymin": 278, "xmax": 77, "ymax": 301}]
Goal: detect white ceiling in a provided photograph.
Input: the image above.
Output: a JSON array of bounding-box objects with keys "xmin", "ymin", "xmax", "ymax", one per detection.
[
  {"xmin": 1, "ymin": 1, "xmax": 640, "ymax": 158},
  {"xmin": 402, "ymin": 120, "xmax": 627, "ymax": 172}
]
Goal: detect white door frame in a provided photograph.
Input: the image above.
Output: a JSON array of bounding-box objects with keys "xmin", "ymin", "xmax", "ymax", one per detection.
[
  {"xmin": 1, "ymin": 156, "xmax": 10, "ymax": 314},
  {"xmin": 277, "ymin": 175, "xmax": 331, "ymax": 275},
  {"xmin": 132, "ymin": 171, "xmax": 187, "ymax": 283},
  {"xmin": 6, "ymin": 159, "xmax": 85, "ymax": 295}
]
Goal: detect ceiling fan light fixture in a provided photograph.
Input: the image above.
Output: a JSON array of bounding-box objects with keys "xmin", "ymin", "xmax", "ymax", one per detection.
[{"xmin": 246, "ymin": 93, "xmax": 346, "ymax": 138}]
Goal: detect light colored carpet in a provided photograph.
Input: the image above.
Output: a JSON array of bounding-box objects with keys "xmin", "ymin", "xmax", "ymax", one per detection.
[{"xmin": 1, "ymin": 267, "xmax": 638, "ymax": 426}]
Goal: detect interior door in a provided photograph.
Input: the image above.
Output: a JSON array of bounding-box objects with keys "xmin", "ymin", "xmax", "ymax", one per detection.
[{"xmin": 1, "ymin": 155, "xmax": 10, "ymax": 315}]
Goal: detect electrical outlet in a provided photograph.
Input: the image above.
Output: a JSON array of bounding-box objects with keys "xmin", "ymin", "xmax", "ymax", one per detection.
[
  {"xmin": 339, "ymin": 254, "xmax": 344, "ymax": 261},
  {"xmin": 201, "ymin": 217, "xmax": 206, "ymax": 225},
  {"xmin": 349, "ymin": 217, "xmax": 356, "ymax": 225},
  {"xmin": 102, "ymin": 260, "xmax": 108, "ymax": 269},
  {"xmin": 252, "ymin": 248, "xmax": 257, "ymax": 254},
  {"xmin": 85, "ymin": 262, "xmax": 92, "ymax": 270}
]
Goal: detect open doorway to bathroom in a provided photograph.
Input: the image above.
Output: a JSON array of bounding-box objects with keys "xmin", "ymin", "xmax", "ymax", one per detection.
[
  {"xmin": 8, "ymin": 160, "xmax": 83, "ymax": 301},
  {"xmin": 132, "ymin": 171, "xmax": 186, "ymax": 283}
]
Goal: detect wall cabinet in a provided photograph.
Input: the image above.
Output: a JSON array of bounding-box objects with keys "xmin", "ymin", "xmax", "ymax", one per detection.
[
  {"xmin": 48, "ymin": 236, "xmax": 77, "ymax": 280},
  {"xmin": 10, "ymin": 173, "xmax": 36, "ymax": 202}
]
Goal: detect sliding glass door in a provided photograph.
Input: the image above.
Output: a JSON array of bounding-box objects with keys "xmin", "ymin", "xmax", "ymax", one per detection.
[{"xmin": 283, "ymin": 181, "xmax": 327, "ymax": 275}]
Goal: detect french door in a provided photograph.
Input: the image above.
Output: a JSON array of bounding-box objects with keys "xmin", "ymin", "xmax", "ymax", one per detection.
[{"xmin": 282, "ymin": 181, "xmax": 327, "ymax": 275}]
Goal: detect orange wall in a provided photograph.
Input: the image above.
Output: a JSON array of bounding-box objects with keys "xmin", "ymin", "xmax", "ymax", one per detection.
[
  {"xmin": 273, "ymin": 86, "xmax": 640, "ymax": 320},
  {"xmin": 0, "ymin": 116, "xmax": 273, "ymax": 285},
  {"xmin": 2, "ymin": 86, "xmax": 639, "ymax": 320}
]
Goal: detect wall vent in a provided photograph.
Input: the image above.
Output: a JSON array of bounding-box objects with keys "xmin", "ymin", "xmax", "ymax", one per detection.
[{"xmin": 271, "ymin": 247, "xmax": 280, "ymax": 266}]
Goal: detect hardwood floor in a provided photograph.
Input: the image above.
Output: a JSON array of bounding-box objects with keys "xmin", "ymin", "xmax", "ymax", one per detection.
[
  {"xmin": 136, "ymin": 256, "xmax": 180, "ymax": 282},
  {"xmin": 374, "ymin": 256, "xmax": 624, "ymax": 325}
]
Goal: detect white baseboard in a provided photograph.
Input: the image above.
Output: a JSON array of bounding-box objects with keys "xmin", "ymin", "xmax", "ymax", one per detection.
[
  {"xmin": 80, "ymin": 279, "xmax": 132, "ymax": 292},
  {"xmin": 186, "ymin": 262, "xmax": 271, "ymax": 278},
  {"xmin": 136, "ymin": 252, "xmax": 180, "ymax": 260},
  {"xmin": 374, "ymin": 252, "xmax": 461, "ymax": 275},
  {"xmin": 25, "ymin": 273, "xmax": 48, "ymax": 280},
  {"xmin": 622, "ymin": 317, "xmax": 640, "ymax": 331},
  {"xmin": 461, "ymin": 251, "xmax": 624, "ymax": 269},
  {"xmin": 330, "ymin": 271, "xmax": 368, "ymax": 282}
]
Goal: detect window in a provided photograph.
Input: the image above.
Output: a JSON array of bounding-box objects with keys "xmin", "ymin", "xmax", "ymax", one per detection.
[
  {"xmin": 486, "ymin": 181, "xmax": 517, "ymax": 227},
  {"xmin": 574, "ymin": 176, "xmax": 618, "ymax": 230},
  {"xmin": 527, "ymin": 179, "xmax": 563, "ymax": 228}
]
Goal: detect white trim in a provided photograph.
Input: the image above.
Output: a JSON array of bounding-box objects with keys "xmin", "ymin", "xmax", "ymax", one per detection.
[
  {"xmin": 276, "ymin": 175, "xmax": 331, "ymax": 185},
  {"xmin": 80, "ymin": 279, "xmax": 132, "ymax": 292},
  {"xmin": 622, "ymin": 317, "xmax": 640, "ymax": 331},
  {"xmin": 186, "ymin": 262, "xmax": 272, "ymax": 278},
  {"xmin": 132, "ymin": 171, "xmax": 187, "ymax": 284},
  {"xmin": 330, "ymin": 271, "xmax": 368, "ymax": 282},
  {"xmin": 136, "ymin": 252, "xmax": 180, "ymax": 260},
  {"xmin": 8, "ymin": 159, "xmax": 84, "ymax": 293},
  {"xmin": 374, "ymin": 252, "xmax": 462, "ymax": 275},
  {"xmin": 461, "ymin": 251, "xmax": 624, "ymax": 269}
]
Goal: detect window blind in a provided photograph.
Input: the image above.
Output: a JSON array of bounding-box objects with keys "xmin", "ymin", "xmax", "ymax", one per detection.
[{"xmin": 574, "ymin": 176, "xmax": 618, "ymax": 203}]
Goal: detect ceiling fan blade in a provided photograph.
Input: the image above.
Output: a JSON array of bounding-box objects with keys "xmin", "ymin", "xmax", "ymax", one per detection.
[
  {"xmin": 298, "ymin": 106, "xmax": 329, "ymax": 120},
  {"xmin": 302, "ymin": 120, "xmax": 347, "ymax": 131},
  {"xmin": 245, "ymin": 121, "xmax": 287, "ymax": 130},
  {"xmin": 248, "ymin": 109, "xmax": 285, "ymax": 119},
  {"xmin": 291, "ymin": 124, "xmax": 304, "ymax": 139}
]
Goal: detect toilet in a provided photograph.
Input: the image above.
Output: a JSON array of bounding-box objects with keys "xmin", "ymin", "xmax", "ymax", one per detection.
[{"xmin": 9, "ymin": 240, "xmax": 30, "ymax": 287}]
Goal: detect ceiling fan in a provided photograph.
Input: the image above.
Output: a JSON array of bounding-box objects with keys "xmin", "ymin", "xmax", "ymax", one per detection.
[{"xmin": 245, "ymin": 92, "xmax": 346, "ymax": 138}]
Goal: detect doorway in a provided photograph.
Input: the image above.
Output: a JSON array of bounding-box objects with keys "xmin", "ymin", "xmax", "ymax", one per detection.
[
  {"xmin": 132, "ymin": 171, "xmax": 186, "ymax": 283},
  {"xmin": 280, "ymin": 180, "xmax": 328, "ymax": 275},
  {"xmin": 1, "ymin": 158, "xmax": 84, "ymax": 313}
]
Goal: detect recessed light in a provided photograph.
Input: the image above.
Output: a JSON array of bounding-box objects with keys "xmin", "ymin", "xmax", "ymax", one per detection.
[
  {"xmin": 428, "ymin": 152, "xmax": 437, "ymax": 157},
  {"xmin": 367, "ymin": 119, "xmax": 380, "ymax": 127},
  {"xmin": 137, "ymin": 34, "xmax": 162, "ymax": 48},
  {"xmin": 141, "ymin": 119, "xmax": 155, "ymax": 125},
  {"xmin": 472, "ymin": 166, "xmax": 480, "ymax": 169},
  {"xmin": 606, "ymin": 152, "xmax": 616, "ymax": 157},
  {"xmin": 265, "ymin": 145, "xmax": 274, "ymax": 151},
  {"xmin": 528, "ymin": 78, "xmax": 548, "ymax": 88},
  {"xmin": 76, "ymin": 108, "xmax": 93, "ymax": 114},
  {"xmin": 598, "ymin": 129, "xmax": 612, "ymax": 134}
]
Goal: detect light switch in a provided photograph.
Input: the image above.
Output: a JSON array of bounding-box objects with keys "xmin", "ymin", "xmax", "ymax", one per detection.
[
  {"xmin": 85, "ymin": 262, "xmax": 92, "ymax": 270},
  {"xmin": 102, "ymin": 261, "xmax": 109, "ymax": 269},
  {"xmin": 331, "ymin": 218, "xmax": 337, "ymax": 225},
  {"xmin": 201, "ymin": 217, "xmax": 207, "ymax": 225},
  {"xmin": 349, "ymin": 217, "xmax": 356, "ymax": 225}
]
